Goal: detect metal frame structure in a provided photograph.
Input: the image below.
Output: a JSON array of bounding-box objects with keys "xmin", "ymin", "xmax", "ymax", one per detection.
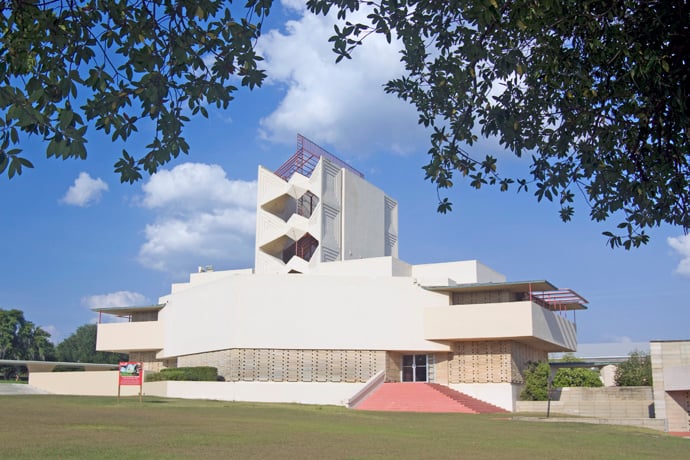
[{"xmin": 274, "ymin": 134, "xmax": 364, "ymax": 180}]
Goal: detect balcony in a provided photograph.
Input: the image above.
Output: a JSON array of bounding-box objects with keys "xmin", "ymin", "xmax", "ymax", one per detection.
[
  {"xmin": 96, "ymin": 321, "xmax": 164, "ymax": 353},
  {"xmin": 424, "ymin": 301, "xmax": 577, "ymax": 351}
]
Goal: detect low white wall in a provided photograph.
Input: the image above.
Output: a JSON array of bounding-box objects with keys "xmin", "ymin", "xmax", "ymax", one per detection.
[
  {"xmin": 153, "ymin": 381, "xmax": 366, "ymax": 406},
  {"xmin": 29, "ymin": 371, "xmax": 366, "ymax": 406},
  {"xmin": 449, "ymin": 383, "xmax": 520, "ymax": 411},
  {"xmin": 29, "ymin": 371, "xmax": 142, "ymax": 396},
  {"xmin": 515, "ymin": 386, "xmax": 654, "ymax": 418},
  {"xmin": 29, "ymin": 372, "xmax": 365, "ymax": 406}
]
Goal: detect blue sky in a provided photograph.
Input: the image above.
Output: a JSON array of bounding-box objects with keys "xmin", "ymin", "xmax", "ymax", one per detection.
[{"xmin": 1, "ymin": 1, "xmax": 688, "ymax": 346}]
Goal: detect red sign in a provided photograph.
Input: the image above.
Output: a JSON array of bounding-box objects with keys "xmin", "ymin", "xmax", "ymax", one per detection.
[{"xmin": 118, "ymin": 362, "xmax": 143, "ymax": 386}]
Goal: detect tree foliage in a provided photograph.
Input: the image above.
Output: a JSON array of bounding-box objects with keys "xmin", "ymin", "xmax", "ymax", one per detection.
[
  {"xmin": 55, "ymin": 324, "xmax": 127, "ymax": 364},
  {"xmin": 614, "ymin": 350, "xmax": 653, "ymax": 386},
  {"xmin": 0, "ymin": 308, "xmax": 54, "ymax": 379},
  {"xmin": 4, "ymin": 1, "xmax": 689, "ymax": 247},
  {"xmin": 0, "ymin": 0, "xmax": 270, "ymax": 182},
  {"xmin": 0, "ymin": 308, "xmax": 55, "ymax": 361},
  {"xmin": 307, "ymin": 0, "xmax": 690, "ymax": 248}
]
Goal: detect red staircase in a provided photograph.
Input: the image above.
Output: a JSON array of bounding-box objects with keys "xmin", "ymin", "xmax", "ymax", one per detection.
[{"xmin": 354, "ymin": 383, "xmax": 508, "ymax": 414}]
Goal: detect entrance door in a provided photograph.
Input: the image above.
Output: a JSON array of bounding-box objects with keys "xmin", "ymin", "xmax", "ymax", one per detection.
[{"xmin": 402, "ymin": 354, "xmax": 428, "ymax": 382}]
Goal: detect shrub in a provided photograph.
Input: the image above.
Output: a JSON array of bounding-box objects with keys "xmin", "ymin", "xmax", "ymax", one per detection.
[
  {"xmin": 520, "ymin": 358, "xmax": 603, "ymax": 401},
  {"xmin": 145, "ymin": 366, "xmax": 218, "ymax": 382},
  {"xmin": 553, "ymin": 367, "xmax": 603, "ymax": 388},
  {"xmin": 520, "ymin": 361, "xmax": 550, "ymax": 401}
]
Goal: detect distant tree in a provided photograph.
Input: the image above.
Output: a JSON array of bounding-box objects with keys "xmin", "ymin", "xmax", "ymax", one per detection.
[
  {"xmin": 0, "ymin": 308, "xmax": 55, "ymax": 360},
  {"xmin": 307, "ymin": 0, "xmax": 690, "ymax": 248},
  {"xmin": 56, "ymin": 324, "xmax": 127, "ymax": 364},
  {"xmin": 0, "ymin": 308, "xmax": 55, "ymax": 379},
  {"xmin": 615, "ymin": 350, "xmax": 653, "ymax": 386}
]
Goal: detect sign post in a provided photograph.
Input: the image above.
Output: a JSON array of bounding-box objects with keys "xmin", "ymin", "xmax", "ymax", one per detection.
[{"xmin": 117, "ymin": 361, "xmax": 144, "ymax": 402}]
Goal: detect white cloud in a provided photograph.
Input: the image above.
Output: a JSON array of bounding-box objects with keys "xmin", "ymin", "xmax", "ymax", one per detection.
[
  {"xmin": 81, "ymin": 291, "xmax": 149, "ymax": 309},
  {"xmin": 60, "ymin": 172, "xmax": 109, "ymax": 207},
  {"xmin": 257, "ymin": 5, "xmax": 429, "ymax": 156},
  {"xmin": 140, "ymin": 163, "xmax": 255, "ymax": 211},
  {"xmin": 667, "ymin": 234, "xmax": 690, "ymax": 277},
  {"xmin": 138, "ymin": 163, "xmax": 257, "ymax": 274},
  {"xmin": 82, "ymin": 291, "xmax": 149, "ymax": 324},
  {"xmin": 280, "ymin": 0, "xmax": 307, "ymax": 11}
]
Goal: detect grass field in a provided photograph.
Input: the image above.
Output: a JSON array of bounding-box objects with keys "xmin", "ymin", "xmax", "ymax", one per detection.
[{"xmin": 0, "ymin": 395, "xmax": 686, "ymax": 459}]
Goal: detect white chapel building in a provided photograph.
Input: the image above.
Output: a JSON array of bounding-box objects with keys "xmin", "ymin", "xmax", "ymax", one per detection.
[{"xmin": 94, "ymin": 135, "xmax": 586, "ymax": 411}]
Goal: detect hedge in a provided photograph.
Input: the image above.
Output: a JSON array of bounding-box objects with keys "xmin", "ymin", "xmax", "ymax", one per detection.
[{"xmin": 145, "ymin": 366, "xmax": 218, "ymax": 382}]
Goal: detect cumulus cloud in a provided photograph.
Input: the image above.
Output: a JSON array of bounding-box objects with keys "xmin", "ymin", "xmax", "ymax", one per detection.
[
  {"xmin": 257, "ymin": 4, "xmax": 428, "ymax": 156},
  {"xmin": 81, "ymin": 291, "xmax": 150, "ymax": 310},
  {"xmin": 82, "ymin": 291, "xmax": 150, "ymax": 324},
  {"xmin": 60, "ymin": 172, "xmax": 109, "ymax": 207},
  {"xmin": 138, "ymin": 163, "xmax": 257, "ymax": 274},
  {"xmin": 667, "ymin": 234, "xmax": 690, "ymax": 277}
]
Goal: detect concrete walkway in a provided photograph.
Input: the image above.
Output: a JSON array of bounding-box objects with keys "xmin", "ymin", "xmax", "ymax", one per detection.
[
  {"xmin": 513, "ymin": 415, "xmax": 666, "ymax": 431},
  {"xmin": 0, "ymin": 384, "xmax": 50, "ymax": 395}
]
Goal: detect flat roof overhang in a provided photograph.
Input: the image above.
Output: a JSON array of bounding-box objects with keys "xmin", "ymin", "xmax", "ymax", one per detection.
[
  {"xmin": 423, "ymin": 280, "xmax": 588, "ymax": 311},
  {"xmin": 91, "ymin": 303, "xmax": 165, "ymax": 318}
]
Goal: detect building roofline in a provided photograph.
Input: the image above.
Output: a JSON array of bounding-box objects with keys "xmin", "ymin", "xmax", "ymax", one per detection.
[
  {"xmin": 91, "ymin": 304, "xmax": 165, "ymax": 316},
  {"xmin": 423, "ymin": 280, "xmax": 588, "ymax": 311},
  {"xmin": 423, "ymin": 279, "xmax": 557, "ymax": 292}
]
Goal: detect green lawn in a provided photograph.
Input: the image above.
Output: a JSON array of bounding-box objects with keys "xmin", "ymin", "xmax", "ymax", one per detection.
[{"xmin": 0, "ymin": 395, "xmax": 686, "ymax": 459}]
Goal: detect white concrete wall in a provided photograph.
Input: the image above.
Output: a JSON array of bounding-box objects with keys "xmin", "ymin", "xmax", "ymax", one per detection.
[
  {"xmin": 255, "ymin": 158, "xmax": 399, "ymax": 274},
  {"xmin": 341, "ymin": 169, "xmax": 391, "ymax": 261},
  {"xmin": 255, "ymin": 165, "xmax": 320, "ymax": 274},
  {"xmin": 30, "ymin": 371, "xmax": 143, "ymax": 396},
  {"xmin": 160, "ymin": 272, "xmax": 451, "ymax": 359},
  {"xmin": 412, "ymin": 260, "xmax": 506, "ymax": 285},
  {"xmin": 424, "ymin": 301, "xmax": 577, "ymax": 351},
  {"xmin": 28, "ymin": 372, "xmax": 366, "ymax": 407},
  {"xmin": 96, "ymin": 321, "xmax": 164, "ymax": 352},
  {"xmin": 151, "ymin": 381, "xmax": 365, "ymax": 406},
  {"xmin": 450, "ymin": 383, "xmax": 520, "ymax": 411},
  {"xmin": 310, "ymin": 256, "xmax": 411, "ymax": 277},
  {"xmin": 531, "ymin": 304, "xmax": 578, "ymax": 351},
  {"xmin": 318, "ymin": 159, "xmax": 342, "ymax": 264},
  {"xmin": 171, "ymin": 269, "xmax": 253, "ymax": 294}
]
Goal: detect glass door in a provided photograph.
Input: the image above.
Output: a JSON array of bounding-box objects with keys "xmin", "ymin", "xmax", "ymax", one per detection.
[{"xmin": 401, "ymin": 354, "xmax": 428, "ymax": 382}]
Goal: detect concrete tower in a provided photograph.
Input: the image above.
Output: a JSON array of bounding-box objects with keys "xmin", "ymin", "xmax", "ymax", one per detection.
[{"xmin": 255, "ymin": 135, "xmax": 398, "ymax": 274}]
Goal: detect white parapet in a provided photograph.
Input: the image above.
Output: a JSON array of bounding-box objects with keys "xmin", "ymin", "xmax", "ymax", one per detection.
[
  {"xmin": 96, "ymin": 321, "xmax": 164, "ymax": 352},
  {"xmin": 424, "ymin": 301, "xmax": 577, "ymax": 351}
]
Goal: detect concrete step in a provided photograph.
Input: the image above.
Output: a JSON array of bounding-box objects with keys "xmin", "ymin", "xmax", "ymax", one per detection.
[{"xmin": 354, "ymin": 382, "xmax": 506, "ymax": 414}]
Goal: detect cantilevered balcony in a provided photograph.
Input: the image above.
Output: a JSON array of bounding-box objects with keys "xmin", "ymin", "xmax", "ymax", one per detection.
[
  {"xmin": 96, "ymin": 321, "xmax": 164, "ymax": 352},
  {"xmin": 424, "ymin": 301, "xmax": 577, "ymax": 351},
  {"xmin": 422, "ymin": 281, "xmax": 586, "ymax": 352},
  {"xmin": 92, "ymin": 304, "xmax": 165, "ymax": 353}
]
